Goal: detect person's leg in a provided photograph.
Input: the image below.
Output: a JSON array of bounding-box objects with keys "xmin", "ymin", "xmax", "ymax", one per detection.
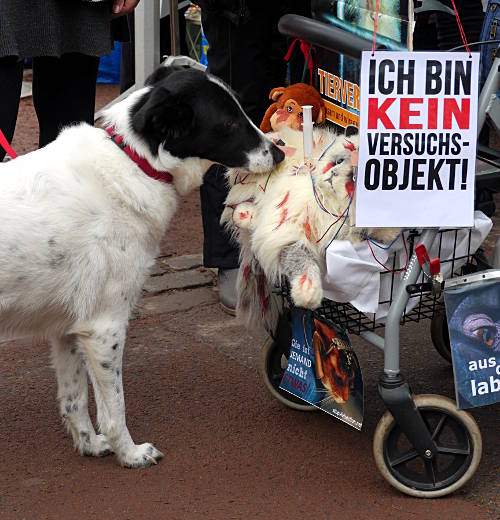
[
  {"xmin": 120, "ymin": 14, "xmax": 135, "ymax": 94},
  {"xmin": 32, "ymin": 53, "xmax": 100, "ymax": 148},
  {"xmin": 199, "ymin": 12, "xmax": 240, "ymax": 312},
  {"xmin": 0, "ymin": 57, "xmax": 24, "ymax": 161},
  {"xmin": 200, "ymin": 9, "xmax": 288, "ymax": 311}
]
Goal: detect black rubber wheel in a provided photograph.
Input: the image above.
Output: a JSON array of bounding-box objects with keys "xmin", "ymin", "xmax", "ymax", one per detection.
[
  {"xmin": 430, "ymin": 309, "xmax": 452, "ymax": 363},
  {"xmin": 373, "ymin": 395, "xmax": 482, "ymax": 498},
  {"xmin": 260, "ymin": 337, "xmax": 316, "ymax": 412}
]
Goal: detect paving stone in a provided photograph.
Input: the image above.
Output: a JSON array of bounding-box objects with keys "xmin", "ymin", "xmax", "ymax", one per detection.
[
  {"xmin": 165, "ymin": 253, "xmax": 203, "ymax": 271},
  {"xmin": 149, "ymin": 257, "xmax": 171, "ymax": 276},
  {"xmin": 143, "ymin": 269, "xmax": 213, "ymax": 294},
  {"xmin": 136, "ymin": 286, "xmax": 218, "ymax": 317}
]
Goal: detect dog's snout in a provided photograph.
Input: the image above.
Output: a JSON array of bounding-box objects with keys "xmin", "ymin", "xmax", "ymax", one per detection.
[{"xmin": 271, "ymin": 145, "xmax": 285, "ymax": 165}]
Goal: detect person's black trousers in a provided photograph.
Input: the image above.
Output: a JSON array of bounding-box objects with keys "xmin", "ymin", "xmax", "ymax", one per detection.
[
  {"xmin": 0, "ymin": 53, "xmax": 99, "ymax": 161},
  {"xmin": 199, "ymin": 9, "xmax": 290, "ymax": 269}
]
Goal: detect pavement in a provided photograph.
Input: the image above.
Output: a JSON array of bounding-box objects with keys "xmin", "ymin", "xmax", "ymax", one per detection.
[
  {"xmin": 0, "ymin": 251, "xmax": 498, "ymax": 519},
  {"xmin": 1, "ymin": 84, "xmax": 498, "ymax": 519}
]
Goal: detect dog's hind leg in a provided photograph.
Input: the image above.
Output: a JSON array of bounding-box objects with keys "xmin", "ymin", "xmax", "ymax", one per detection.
[
  {"xmin": 51, "ymin": 335, "xmax": 112, "ymax": 457},
  {"xmin": 78, "ymin": 315, "xmax": 164, "ymax": 468}
]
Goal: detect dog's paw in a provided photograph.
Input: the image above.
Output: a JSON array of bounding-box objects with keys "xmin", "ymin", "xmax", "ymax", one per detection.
[
  {"xmin": 290, "ymin": 272, "xmax": 323, "ymax": 309},
  {"xmin": 119, "ymin": 443, "xmax": 164, "ymax": 469},
  {"xmin": 78, "ymin": 432, "xmax": 113, "ymax": 457}
]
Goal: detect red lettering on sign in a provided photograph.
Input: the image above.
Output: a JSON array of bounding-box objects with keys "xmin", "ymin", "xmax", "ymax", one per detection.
[
  {"xmin": 367, "ymin": 98, "xmax": 396, "ymax": 129},
  {"xmin": 427, "ymin": 98, "xmax": 438, "ymax": 129},
  {"xmin": 399, "ymin": 98, "xmax": 423, "ymax": 129},
  {"xmin": 443, "ymin": 98, "xmax": 470, "ymax": 129}
]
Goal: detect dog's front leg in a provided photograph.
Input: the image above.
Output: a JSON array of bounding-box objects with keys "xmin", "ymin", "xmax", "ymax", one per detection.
[
  {"xmin": 78, "ymin": 315, "xmax": 164, "ymax": 468},
  {"xmin": 52, "ymin": 335, "xmax": 112, "ymax": 457}
]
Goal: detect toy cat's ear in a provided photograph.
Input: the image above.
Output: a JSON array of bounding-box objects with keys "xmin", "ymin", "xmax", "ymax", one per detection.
[
  {"xmin": 315, "ymin": 106, "xmax": 326, "ymax": 125},
  {"xmin": 269, "ymin": 87, "xmax": 286, "ymax": 101},
  {"xmin": 345, "ymin": 125, "xmax": 358, "ymax": 138}
]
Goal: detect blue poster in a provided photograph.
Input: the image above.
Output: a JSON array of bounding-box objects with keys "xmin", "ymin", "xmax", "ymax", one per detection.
[
  {"xmin": 445, "ymin": 279, "xmax": 500, "ymax": 409},
  {"xmin": 280, "ymin": 308, "xmax": 364, "ymax": 430}
]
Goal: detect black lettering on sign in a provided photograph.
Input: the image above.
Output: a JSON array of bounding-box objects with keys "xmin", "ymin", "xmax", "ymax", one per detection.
[
  {"xmin": 399, "ymin": 160, "xmax": 410, "ymax": 190},
  {"xmin": 461, "ymin": 158, "xmax": 468, "ymax": 189},
  {"xmin": 365, "ymin": 159, "xmax": 380, "ymax": 190},
  {"xmin": 412, "ymin": 159, "xmax": 426, "ymax": 190},
  {"xmin": 425, "ymin": 61, "xmax": 442, "ymax": 95},
  {"xmin": 369, "ymin": 59, "xmax": 377, "ymax": 94},
  {"xmin": 382, "ymin": 159, "xmax": 398, "ymax": 189},
  {"xmin": 403, "ymin": 133, "xmax": 414, "ymax": 154},
  {"xmin": 455, "ymin": 60, "xmax": 472, "ymax": 95},
  {"xmin": 451, "ymin": 133, "xmax": 462, "ymax": 155},
  {"xmin": 378, "ymin": 59, "xmax": 395, "ymax": 95},
  {"xmin": 397, "ymin": 59, "xmax": 415, "ymax": 94},
  {"xmin": 447, "ymin": 158, "xmax": 461, "ymax": 189},
  {"xmin": 392, "ymin": 133, "xmax": 402, "ymax": 155},
  {"xmin": 379, "ymin": 133, "xmax": 390, "ymax": 155},
  {"xmin": 426, "ymin": 133, "xmax": 438, "ymax": 155},
  {"xmin": 367, "ymin": 133, "xmax": 379, "ymax": 155},
  {"xmin": 445, "ymin": 60, "xmax": 452, "ymax": 95},
  {"xmin": 427, "ymin": 159, "xmax": 444, "ymax": 190}
]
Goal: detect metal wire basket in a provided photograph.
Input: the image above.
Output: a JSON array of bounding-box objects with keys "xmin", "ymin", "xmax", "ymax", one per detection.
[{"xmin": 280, "ymin": 228, "xmax": 486, "ymax": 336}]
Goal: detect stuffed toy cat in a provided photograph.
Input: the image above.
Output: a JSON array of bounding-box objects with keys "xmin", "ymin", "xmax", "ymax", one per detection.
[{"xmin": 222, "ymin": 125, "xmax": 400, "ymax": 332}]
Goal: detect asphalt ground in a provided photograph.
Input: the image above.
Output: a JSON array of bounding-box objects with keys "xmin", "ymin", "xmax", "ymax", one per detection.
[{"xmin": 0, "ymin": 85, "xmax": 498, "ymax": 519}]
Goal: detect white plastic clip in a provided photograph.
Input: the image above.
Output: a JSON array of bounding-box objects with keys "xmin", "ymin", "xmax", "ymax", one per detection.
[{"xmin": 302, "ymin": 105, "xmax": 313, "ymax": 161}]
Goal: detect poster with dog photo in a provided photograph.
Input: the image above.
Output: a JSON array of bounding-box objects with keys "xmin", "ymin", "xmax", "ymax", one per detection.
[
  {"xmin": 280, "ymin": 308, "xmax": 364, "ymax": 430},
  {"xmin": 445, "ymin": 279, "xmax": 500, "ymax": 410},
  {"xmin": 311, "ymin": 0, "xmax": 412, "ymax": 128}
]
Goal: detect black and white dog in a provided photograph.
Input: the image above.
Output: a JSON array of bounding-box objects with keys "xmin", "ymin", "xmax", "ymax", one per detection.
[{"xmin": 0, "ymin": 66, "xmax": 284, "ymax": 467}]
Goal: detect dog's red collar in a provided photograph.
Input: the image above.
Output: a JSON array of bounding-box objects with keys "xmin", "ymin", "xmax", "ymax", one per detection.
[{"xmin": 105, "ymin": 126, "xmax": 173, "ymax": 185}]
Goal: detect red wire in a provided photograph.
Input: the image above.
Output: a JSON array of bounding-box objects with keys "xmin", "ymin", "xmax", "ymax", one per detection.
[
  {"xmin": 371, "ymin": 0, "xmax": 380, "ymax": 54},
  {"xmin": 450, "ymin": 0, "xmax": 471, "ymax": 56},
  {"xmin": 366, "ymin": 235, "xmax": 409, "ymax": 274},
  {"xmin": 316, "ymin": 201, "xmax": 350, "ymax": 244}
]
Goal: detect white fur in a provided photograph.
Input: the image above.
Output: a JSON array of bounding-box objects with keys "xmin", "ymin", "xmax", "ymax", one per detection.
[
  {"xmin": 0, "ymin": 78, "xmax": 276, "ymax": 468},
  {"xmin": 223, "ymin": 126, "xmax": 400, "ymax": 331}
]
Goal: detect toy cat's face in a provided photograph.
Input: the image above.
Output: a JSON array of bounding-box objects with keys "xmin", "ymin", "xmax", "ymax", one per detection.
[{"xmin": 317, "ymin": 134, "xmax": 359, "ymax": 199}]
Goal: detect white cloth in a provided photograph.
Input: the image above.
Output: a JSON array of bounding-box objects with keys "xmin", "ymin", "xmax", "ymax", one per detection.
[{"xmin": 323, "ymin": 211, "xmax": 493, "ymax": 319}]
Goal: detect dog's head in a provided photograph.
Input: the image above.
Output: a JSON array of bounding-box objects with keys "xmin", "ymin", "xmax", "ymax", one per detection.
[{"xmin": 130, "ymin": 66, "xmax": 284, "ymax": 176}]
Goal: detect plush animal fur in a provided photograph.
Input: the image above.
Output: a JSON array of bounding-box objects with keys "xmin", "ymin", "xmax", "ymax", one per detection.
[
  {"xmin": 0, "ymin": 65, "xmax": 283, "ymax": 468},
  {"xmin": 260, "ymin": 83, "xmax": 326, "ymax": 133},
  {"xmin": 222, "ymin": 125, "xmax": 399, "ymax": 332}
]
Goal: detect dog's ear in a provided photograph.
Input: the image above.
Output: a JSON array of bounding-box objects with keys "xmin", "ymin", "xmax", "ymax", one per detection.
[
  {"xmin": 145, "ymin": 65, "xmax": 187, "ymax": 86},
  {"xmin": 345, "ymin": 125, "xmax": 358, "ymax": 138},
  {"xmin": 132, "ymin": 86, "xmax": 194, "ymax": 146}
]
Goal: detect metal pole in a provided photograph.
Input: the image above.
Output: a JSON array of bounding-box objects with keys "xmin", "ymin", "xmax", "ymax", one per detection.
[
  {"xmin": 134, "ymin": 0, "xmax": 161, "ymax": 88},
  {"xmin": 170, "ymin": 0, "xmax": 181, "ymax": 56},
  {"xmin": 383, "ymin": 229, "xmax": 438, "ymax": 376}
]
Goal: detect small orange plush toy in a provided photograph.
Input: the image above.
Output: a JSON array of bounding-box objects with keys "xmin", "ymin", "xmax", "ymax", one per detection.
[{"xmin": 260, "ymin": 83, "xmax": 326, "ymax": 133}]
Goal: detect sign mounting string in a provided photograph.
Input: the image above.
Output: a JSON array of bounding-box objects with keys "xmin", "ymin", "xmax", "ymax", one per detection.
[
  {"xmin": 370, "ymin": 1, "xmax": 471, "ymax": 57},
  {"xmin": 371, "ymin": 0, "xmax": 381, "ymax": 55},
  {"xmin": 450, "ymin": 0, "xmax": 472, "ymax": 57}
]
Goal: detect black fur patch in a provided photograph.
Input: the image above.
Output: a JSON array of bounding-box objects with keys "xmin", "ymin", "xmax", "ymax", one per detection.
[{"xmin": 130, "ymin": 66, "xmax": 283, "ymax": 169}]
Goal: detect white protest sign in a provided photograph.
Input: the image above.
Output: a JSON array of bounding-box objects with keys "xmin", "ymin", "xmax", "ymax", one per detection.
[{"xmin": 356, "ymin": 51, "xmax": 479, "ymax": 228}]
